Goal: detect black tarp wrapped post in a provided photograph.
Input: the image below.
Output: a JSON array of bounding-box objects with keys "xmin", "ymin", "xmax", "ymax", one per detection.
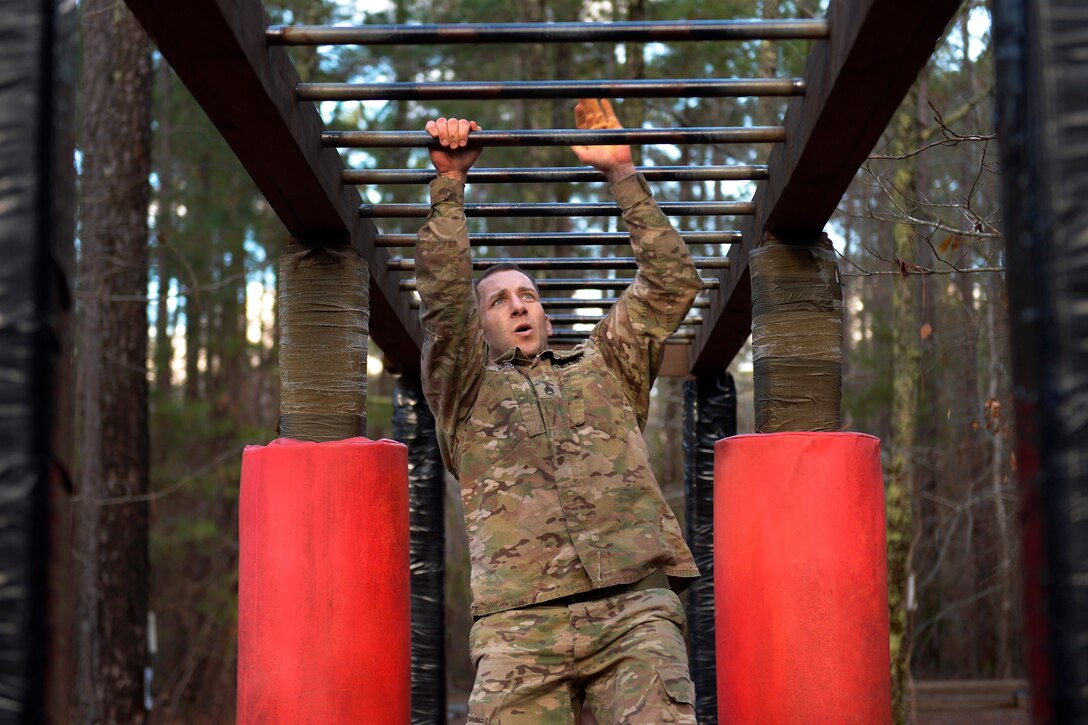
[
  {"xmin": 993, "ymin": 0, "xmax": 1088, "ymax": 720},
  {"xmin": 683, "ymin": 372, "xmax": 737, "ymax": 725},
  {"xmin": 393, "ymin": 377, "xmax": 446, "ymax": 725},
  {"xmin": 0, "ymin": 0, "xmax": 77, "ymax": 721}
]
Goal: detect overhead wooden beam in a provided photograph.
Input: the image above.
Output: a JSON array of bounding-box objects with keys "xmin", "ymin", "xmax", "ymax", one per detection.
[
  {"xmin": 122, "ymin": 0, "xmax": 423, "ymax": 370},
  {"xmin": 690, "ymin": 0, "xmax": 962, "ymax": 371}
]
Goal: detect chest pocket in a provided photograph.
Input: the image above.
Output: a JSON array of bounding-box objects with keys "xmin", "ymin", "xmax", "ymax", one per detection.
[
  {"xmin": 564, "ymin": 355, "xmax": 628, "ymax": 437},
  {"xmin": 461, "ymin": 366, "xmax": 546, "ymax": 465}
]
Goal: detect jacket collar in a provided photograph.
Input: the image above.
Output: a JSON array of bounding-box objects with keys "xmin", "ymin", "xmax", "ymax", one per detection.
[{"xmin": 493, "ymin": 344, "xmax": 585, "ymax": 367}]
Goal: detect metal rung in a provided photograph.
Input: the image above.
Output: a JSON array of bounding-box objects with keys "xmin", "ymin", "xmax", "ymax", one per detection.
[
  {"xmin": 302, "ymin": 79, "xmax": 803, "ymax": 102},
  {"xmin": 346, "ymin": 165, "xmax": 769, "ymax": 185},
  {"xmin": 363, "ymin": 201, "xmax": 755, "ymax": 217},
  {"xmin": 408, "ymin": 296, "xmax": 711, "ymax": 309},
  {"xmin": 552, "ymin": 336, "xmax": 692, "ymax": 345},
  {"xmin": 388, "ymin": 257, "xmax": 729, "ymax": 270},
  {"xmin": 400, "ymin": 277, "xmax": 720, "ymax": 291},
  {"xmin": 548, "ymin": 313, "xmax": 703, "ymax": 325},
  {"xmin": 375, "ymin": 231, "xmax": 742, "ymax": 247},
  {"xmin": 327, "ymin": 127, "xmax": 785, "ymax": 148},
  {"xmin": 267, "ymin": 20, "xmax": 830, "ymax": 45},
  {"xmin": 550, "ymin": 328, "xmax": 696, "ymax": 340}
]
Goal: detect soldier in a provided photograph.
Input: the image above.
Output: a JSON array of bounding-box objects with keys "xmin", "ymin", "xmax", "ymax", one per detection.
[{"xmin": 416, "ymin": 99, "xmax": 701, "ymax": 724}]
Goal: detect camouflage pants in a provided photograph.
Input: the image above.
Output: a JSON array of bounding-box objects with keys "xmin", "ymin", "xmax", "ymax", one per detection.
[{"xmin": 467, "ymin": 587, "xmax": 697, "ymax": 724}]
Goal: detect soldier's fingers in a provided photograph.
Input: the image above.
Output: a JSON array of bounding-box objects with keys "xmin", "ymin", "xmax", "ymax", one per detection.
[
  {"xmin": 425, "ymin": 120, "xmax": 440, "ymax": 138},
  {"xmin": 456, "ymin": 118, "xmax": 472, "ymax": 148},
  {"xmin": 590, "ymin": 98, "xmax": 614, "ymax": 130},
  {"xmin": 574, "ymin": 100, "xmax": 589, "ymax": 129},
  {"xmin": 469, "ymin": 120, "xmax": 482, "ymax": 132},
  {"xmin": 591, "ymin": 99, "xmax": 609, "ymax": 128},
  {"xmin": 435, "ymin": 117, "xmax": 450, "ymax": 146},
  {"xmin": 448, "ymin": 119, "xmax": 461, "ymax": 148},
  {"xmin": 601, "ymin": 99, "xmax": 622, "ymax": 129}
]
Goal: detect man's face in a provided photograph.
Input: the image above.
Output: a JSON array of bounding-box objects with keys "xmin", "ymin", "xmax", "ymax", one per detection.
[{"xmin": 476, "ymin": 269, "xmax": 552, "ymax": 359}]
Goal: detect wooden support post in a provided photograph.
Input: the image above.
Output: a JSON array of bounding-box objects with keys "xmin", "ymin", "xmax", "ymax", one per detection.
[
  {"xmin": 683, "ymin": 372, "xmax": 737, "ymax": 725},
  {"xmin": 392, "ymin": 377, "xmax": 447, "ymax": 725},
  {"xmin": 278, "ymin": 241, "xmax": 370, "ymax": 441},
  {"xmin": 749, "ymin": 233, "xmax": 842, "ymax": 432}
]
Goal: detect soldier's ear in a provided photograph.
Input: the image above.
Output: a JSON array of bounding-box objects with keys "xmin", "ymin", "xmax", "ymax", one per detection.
[{"xmin": 545, "ymin": 315, "xmax": 553, "ymax": 336}]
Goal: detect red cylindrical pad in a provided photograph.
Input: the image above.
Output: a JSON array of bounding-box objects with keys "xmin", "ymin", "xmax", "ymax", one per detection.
[
  {"xmin": 715, "ymin": 432, "xmax": 891, "ymax": 724},
  {"xmin": 238, "ymin": 437, "xmax": 410, "ymax": 724}
]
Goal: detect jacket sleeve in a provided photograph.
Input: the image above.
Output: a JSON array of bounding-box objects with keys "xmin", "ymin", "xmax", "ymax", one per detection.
[
  {"xmin": 590, "ymin": 172, "xmax": 701, "ymax": 429},
  {"xmin": 415, "ymin": 176, "xmax": 487, "ymax": 473}
]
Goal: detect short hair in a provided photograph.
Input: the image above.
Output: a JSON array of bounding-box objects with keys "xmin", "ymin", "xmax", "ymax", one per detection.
[{"xmin": 474, "ymin": 263, "xmax": 541, "ymax": 299}]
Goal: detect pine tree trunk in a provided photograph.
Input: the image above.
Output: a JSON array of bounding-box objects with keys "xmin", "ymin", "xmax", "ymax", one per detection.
[
  {"xmin": 74, "ymin": 1, "xmax": 153, "ymax": 721},
  {"xmin": 887, "ymin": 95, "xmax": 921, "ymax": 725},
  {"xmin": 987, "ymin": 278, "xmax": 1014, "ymax": 678}
]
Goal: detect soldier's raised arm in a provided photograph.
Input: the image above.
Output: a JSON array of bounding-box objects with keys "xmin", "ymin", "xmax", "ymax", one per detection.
[
  {"xmin": 573, "ymin": 100, "xmax": 701, "ymax": 426},
  {"xmin": 415, "ymin": 117, "xmax": 487, "ymax": 472}
]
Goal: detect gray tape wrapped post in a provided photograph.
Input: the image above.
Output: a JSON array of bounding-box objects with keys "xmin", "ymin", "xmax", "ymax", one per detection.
[
  {"xmin": 683, "ymin": 372, "xmax": 737, "ymax": 725},
  {"xmin": 749, "ymin": 235, "xmax": 843, "ymax": 433},
  {"xmin": 278, "ymin": 245, "xmax": 370, "ymax": 441},
  {"xmin": 392, "ymin": 378, "xmax": 446, "ymax": 725}
]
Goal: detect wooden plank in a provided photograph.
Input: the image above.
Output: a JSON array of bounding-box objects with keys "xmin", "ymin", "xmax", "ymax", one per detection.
[
  {"xmin": 690, "ymin": 0, "xmax": 962, "ymax": 371},
  {"xmin": 912, "ymin": 680, "xmax": 1032, "ymax": 711},
  {"xmin": 914, "ymin": 680, "xmax": 1030, "ymax": 695},
  {"xmin": 122, "ymin": 0, "xmax": 423, "ymax": 370}
]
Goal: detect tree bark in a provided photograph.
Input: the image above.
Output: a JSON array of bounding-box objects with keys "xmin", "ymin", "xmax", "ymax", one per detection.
[
  {"xmin": 987, "ymin": 278, "xmax": 1014, "ymax": 678},
  {"xmin": 75, "ymin": 2, "xmax": 153, "ymax": 722},
  {"xmin": 887, "ymin": 93, "xmax": 921, "ymax": 725}
]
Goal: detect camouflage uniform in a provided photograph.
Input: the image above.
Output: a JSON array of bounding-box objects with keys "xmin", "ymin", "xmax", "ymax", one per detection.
[{"xmin": 417, "ymin": 172, "xmax": 701, "ymax": 723}]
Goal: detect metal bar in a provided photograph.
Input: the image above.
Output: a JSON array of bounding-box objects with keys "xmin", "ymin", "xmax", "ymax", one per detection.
[
  {"xmin": 408, "ymin": 297, "xmax": 712, "ymax": 310},
  {"xmin": 401, "ymin": 277, "xmax": 720, "ymax": 291},
  {"xmin": 327, "ymin": 126, "xmax": 786, "ymax": 148},
  {"xmin": 376, "ymin": 231, "xmax": 742, "ymax": 247},
  {"xmin": 551, "ymin": 328, "xmax": 696, "ymax": 340},
  {"xmin": 389, "ymin": 257, "xmax": 729, "ymax": 271},
  {"xmin": 345, "ymin": 165, "xmax": 769, "ymax": 185},
  {"xmin": 551, "ymin": 336, "xmax": 692, "ymax": 345},
  {"xmin": 268, "ymin": 20, "xmax": 830, "ymax": 45},
  {"xmin": 548, "ymin": 314, "xmax": 703, "ymax": 325},
  {"xmin": 363, "ymin": 201, "xmax": 755, "ymax": 218},
  {"xmin": 303, "ymin": 79, "xmax": 803, "ymax": 103}
]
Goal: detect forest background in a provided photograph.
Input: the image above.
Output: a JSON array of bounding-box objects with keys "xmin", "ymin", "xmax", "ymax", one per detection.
[{"xmin": 70, "ymin": 0, "xmax": 1012, "ymax": 722}]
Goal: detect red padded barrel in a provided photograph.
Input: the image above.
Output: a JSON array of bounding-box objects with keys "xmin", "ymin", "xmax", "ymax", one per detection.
[
  {"xmin": 238, "ymin": 437, "xmax": 410, "ymax": 724},
  {"xmin": 715, "ymin": 432, "xmax": 891, "ymax": 724}
]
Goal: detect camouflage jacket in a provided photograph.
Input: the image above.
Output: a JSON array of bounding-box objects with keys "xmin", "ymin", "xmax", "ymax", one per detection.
[{"xmin": 416, "ymin": 173, "xmax": 701, "ymax": 616}]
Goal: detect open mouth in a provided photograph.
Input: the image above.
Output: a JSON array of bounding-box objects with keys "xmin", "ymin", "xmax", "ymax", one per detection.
[{"xmin": 514, "ymin": 322, "xmax": 533, "ymax": 335}]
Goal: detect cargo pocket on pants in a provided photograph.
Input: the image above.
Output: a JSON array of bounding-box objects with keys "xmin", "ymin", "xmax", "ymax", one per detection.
[{"xmin": 657, "ymin": 665, "xmax": 696, "ymax": 707}]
